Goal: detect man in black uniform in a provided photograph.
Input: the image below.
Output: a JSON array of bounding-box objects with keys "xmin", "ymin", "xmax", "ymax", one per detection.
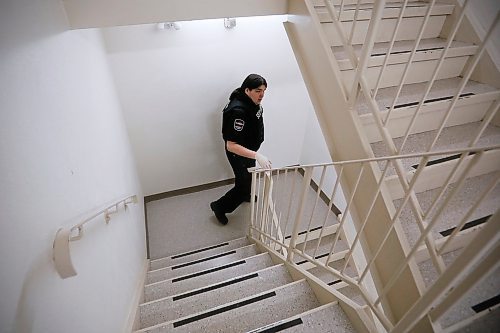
[{"xmin": 210, "ymin": 74, "xmax": 272, "ymax": 225}]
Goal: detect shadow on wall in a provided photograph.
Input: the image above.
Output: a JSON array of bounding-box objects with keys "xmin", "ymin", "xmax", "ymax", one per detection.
[{"xmin": 14, "ymin": 247, "xmax": 54, "ymax": 333}]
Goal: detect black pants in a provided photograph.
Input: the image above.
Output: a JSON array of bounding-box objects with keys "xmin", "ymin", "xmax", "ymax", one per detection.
[{"xmin": 214, "ymin": 150, "xmax": 255, "ymax": 213}]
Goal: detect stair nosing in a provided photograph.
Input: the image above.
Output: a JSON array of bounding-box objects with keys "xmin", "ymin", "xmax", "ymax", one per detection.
[
  {"xmin": 149, "ymin": 236, "xmax": 248, "ymax": 263},
  {"xmin": 316, "ymin": 2, "xmax": 455, "ymax": 23},
  {"xmin": 139, "ymin": 263, "xmax": 287, "ymax": 307},
  {"xmin": 148, "ymin": 244, "xmax": 257, "ymax": 273},
  {"xmin": 246, "ymin": 302, "xmax": 339, "ymax": 333},
  {"xmin": 136, "ymin": 279, "xmax": 309, "ymax": 333},
  {"xmin": 144, "ymin": 252, "xmax": 271, "ymax": 287}
]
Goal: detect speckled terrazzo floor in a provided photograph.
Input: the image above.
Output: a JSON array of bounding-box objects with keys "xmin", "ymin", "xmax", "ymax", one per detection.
[
  {"xmin": 145, "ymin": 280, "xmax": 320, "ymax": 333},
  {"xmin": 418, "ymin": 251, "xmax": 500, "ymax": 331},
  {"xmin": 395, "ymin": 171, "xmax": 500, "ymax": 248},
  {"xmin": 371, "ymin": 121, "xmax": 500, "ymax": 175},
  {"xmin": 356, "ymin": 77, "xmax": 498, "ymax": 116},
  {"xmin": 146, "ymin": 184, "xmax": 251, "ymax": 260},
  {"xmin": 149, "ymin": 237, "xmax": 250, "ymax": 271},
  {"xmin": 139, "ymin": 264, "xmax": 293, "ymax": 329},
  {"xmin": 333, "ymin": 38, "xmax": 474, "ymax": 62},
  {"xmin": 143, "ymin": 253, "xmax": 274, "ymax": 303},
  {"xmin": 146, "ymin": 244, "xmax": 260, "ymax": 284}
]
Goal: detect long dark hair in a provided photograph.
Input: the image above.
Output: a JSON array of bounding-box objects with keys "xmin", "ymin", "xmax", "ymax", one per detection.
[{"xmin": 240, "ymin": 74, "xmax": 267, "ymax": 91}]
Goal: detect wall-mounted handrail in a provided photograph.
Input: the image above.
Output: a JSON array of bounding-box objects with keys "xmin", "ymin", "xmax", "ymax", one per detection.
[{"xmin": 53, "ymin": 194, "xmax": 138, "ymax": 279}]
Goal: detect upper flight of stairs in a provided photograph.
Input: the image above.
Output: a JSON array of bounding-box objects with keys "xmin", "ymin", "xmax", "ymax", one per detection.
[
  {"xmin": 133, "ymin": 237, "xmax": 358, "ymax": 332},
  {"xmin": 286, "ymin": 0, "xmax": 500, "ymax": 331}
]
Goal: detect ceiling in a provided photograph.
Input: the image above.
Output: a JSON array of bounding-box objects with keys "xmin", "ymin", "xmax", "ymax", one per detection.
[{"xmin": 62, "ymin": 0, "xmax": 289, "ymax": 29}]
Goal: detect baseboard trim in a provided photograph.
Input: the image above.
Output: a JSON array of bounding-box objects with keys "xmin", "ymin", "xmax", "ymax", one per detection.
[
  {"xmin": 124, "ymin": 258, "xmax": 149, "ymax": 332},
  {"xmin": 144, "ymin": 178, "xmax": 235, "ymax": 204}
]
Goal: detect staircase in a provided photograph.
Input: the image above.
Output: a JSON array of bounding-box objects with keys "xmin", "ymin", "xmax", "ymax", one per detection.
[
  {"xmin": 133, "ymin": 237, "xmax": 359, "ymax": 332},
  {"xmin": 256, "ymin": 0, "xmax": 499, "ymax": 332}
]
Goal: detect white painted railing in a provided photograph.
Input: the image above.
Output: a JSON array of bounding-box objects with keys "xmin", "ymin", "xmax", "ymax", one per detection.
[
  {"xmin": 53, "ymin": 195, "xmax": 138, "ymax": 279},
  {"xmin": 248, "ymin": 145, "xmax": 499, "ymax": 332},
  {"xmin": 276, "ymin": 0, "xmax": 499, "ymax": 330}
]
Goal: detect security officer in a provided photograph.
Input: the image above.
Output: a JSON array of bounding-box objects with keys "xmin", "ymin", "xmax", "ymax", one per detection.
[{"xmin": 210, "ymin": 74, "xmax": 272, "ymax": 225}]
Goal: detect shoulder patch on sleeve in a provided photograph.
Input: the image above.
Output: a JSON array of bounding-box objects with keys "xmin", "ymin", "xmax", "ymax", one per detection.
[{"xmin": 234, "ymin": 119, "xmax": 245, "ymax": 131}]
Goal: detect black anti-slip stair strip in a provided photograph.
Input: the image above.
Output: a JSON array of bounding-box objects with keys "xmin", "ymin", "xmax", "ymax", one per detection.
[
  {"xmin": 285, "ymin": 226, "xmax": 323, "ymax": 239},
  {"xmin": 296, "ymin": 253, "xmax": 330, "ymax": 265},
  {"xmin": 372, "ymin": 46, "xmax": 444, "ymax": 57},
  {"xmin": 173, "ymin": 273, "xmax": 259, "ymax": 301},
  {"xmin": 170, "ymin": 250, "xmax": 237, "ymax": 270},
  {"xmin": 411, "ymin": 151, "xmax": 477, "ymax": 169},
  {"xmin": 170, "ymin": 242, "xmax": 229, "ymax": 259},
  {"xmin": 339, "ymin": 3, "xmax": 423, "ymax": 11},
  {"xmin": 471, "ymin": 294, "xmax": 500, "ymax": 313},
  {"xmin": 171, "ymin": 260, "xmax": 245, "ymax": 283},
  {"xmin": 172, "ymin": 291, "xmax": 277, "ymax": 328},
  {"xmin": 256, "ymin": 318, "xmax": 304, "ymax": 333},
  {"xmin": 328, "ymin": 280, "xmax": 342, "ymax": 286},
  {"xmin": 388, "ymin": 92, "xmax": 475, "ymax": 110},
  {"xmin": 439, "ymin": 215, "xmax": 491, "ymax": 237}
]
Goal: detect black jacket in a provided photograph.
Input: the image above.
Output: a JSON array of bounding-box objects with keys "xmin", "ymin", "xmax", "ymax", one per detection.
[{"xmin": 222, "ymin": 88, "xmax": 264, "ymax": 152}]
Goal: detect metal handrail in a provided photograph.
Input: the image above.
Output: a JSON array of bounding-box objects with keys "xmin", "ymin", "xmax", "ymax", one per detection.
[
  {"xmin": 249, "ymin": 144, "xmax": 500, "ymax": 172},
  {"xmin": 249, "ymin": 143, "xmax": 500, "ymax": 332},
  {"xmin": 53, "ymin": 194, "xmax": 138, "ymax": 279}
]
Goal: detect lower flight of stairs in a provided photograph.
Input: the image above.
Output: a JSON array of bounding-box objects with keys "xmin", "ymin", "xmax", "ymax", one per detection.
[{"xmin": 133, "ymin": 237, "xmax": 358, "ymax": 333}]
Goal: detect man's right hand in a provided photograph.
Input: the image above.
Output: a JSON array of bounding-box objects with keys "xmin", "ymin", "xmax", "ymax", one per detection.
[{"xmin": 255, "ymin": 152, "xmax": 272, "ymax": 169}]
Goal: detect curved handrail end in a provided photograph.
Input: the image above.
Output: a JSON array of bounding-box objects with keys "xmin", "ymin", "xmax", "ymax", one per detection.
[{"xmin": 53, "ymin": 228, "xmax": 77, "ymax": 279}]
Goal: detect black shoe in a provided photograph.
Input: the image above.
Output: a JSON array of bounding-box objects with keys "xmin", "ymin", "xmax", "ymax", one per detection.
[
  {"xmin": 210, "ymin": 202, "xmax": 228, "ymax": 225},
  {"xmin": 244, "ymin": 195, "xmax": 258, "ymax": 203}
]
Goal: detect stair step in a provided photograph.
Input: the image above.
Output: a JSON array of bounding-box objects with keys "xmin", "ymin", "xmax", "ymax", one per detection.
[
  {"xmin": 371, "ymin": 122, "xmax": 500, "ymax": 172},
  {"xmin": 345, "ymin": 54, "xmax": 469, "ymax": 90},
  {"xmin": 396, "ymin": 173, "xmax": 499, "ymax": 249},
  {"xmin": 144, "ymin": 253, "xmax": 274, "ymax": 302},
  {"xmin": 320, "ymin": 3, "xmax": 448, "ymax": 46},
  {"xmin": 448, "ymin": 305, "xmax": 500, "ymax": 333},
  {"xmin": 248, "ymin": 302, "xmax": 357, "ymax": 333},
  {"xmin": 334, "ymin": 38, "xmax": 476, "ymax": 69},
  {"xmin": 147, "ymin": 244, "xmax": 260, "ymax": 283},
  {"xmin": 307, "ymin": 258, "xmax": 359, "ymax": 284},
  {"xmin": 358, "ymin": 78, "xmax": 499, "ymax": 143},
  {"xmin": 139, "ymin": 264, "xmax": 293, "ymax": 329},
  {"xmin": 294, "ymin": 233, "xmax": 349, "ymax": 266},
  {"xmin": 418, "ymin": 254, "xmax": 500, "ymax": 331},
  {"xmin": 357, "ymin": 78, "xmax": 498, "ymax": 116},
  {"xmin": 439, "ymin": 214, "xmax": 491, "ymax": 237},
  {"xmin": 138, "ymin": 280, "xmax": 320, "ymax": 333},
  {"xmin": 335, "ymin": 38, "xmax": 476, "ymax": 89},
  {"xmin": 311, "ymin": 0, "xmax": 422, "ymax": 6},
  {"xmin": 316, "ymin": 1, "xmax": 454, "ymax": 23},
  {"xmin": 149, "ymin": 237, "xmax": 250, "ymax": 270}
]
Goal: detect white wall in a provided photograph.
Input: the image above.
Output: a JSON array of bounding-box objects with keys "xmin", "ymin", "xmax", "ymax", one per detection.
[
  {"xmin": 102, "ymin": 15, "xmax": 314, "ymax": 195},
  {"xmin": 461, "ymin": 0, "xmax": 500, "ymax": 70},
  {"xmin": 0, "ymin": 0, "xmax": 146, "ymax": 332},
  {"xmin": 300, "ymin": 112, "xmax": 348, "ymax": 210}
]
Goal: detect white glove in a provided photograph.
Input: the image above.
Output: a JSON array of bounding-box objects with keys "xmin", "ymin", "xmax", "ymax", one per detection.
[{"xmin": 255, "ymin": 152, "xmax": 272, "ymax": 169}]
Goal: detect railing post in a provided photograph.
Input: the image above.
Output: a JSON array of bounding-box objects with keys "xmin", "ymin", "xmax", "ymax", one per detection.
[
  {"xmin": 249, "ymin": 170, "xmax": 258, "ymax": 237},
  {"xmin": 348, "ymin": 0, "xmax": 386, "ymax": 103},
  {"xmin": 287, "ymin": 167, "xmax": 313, "ymax": 262}
]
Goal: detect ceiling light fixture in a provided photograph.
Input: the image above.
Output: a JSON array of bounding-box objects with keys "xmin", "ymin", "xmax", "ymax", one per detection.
[
  {"xmin": 224, "ymin": 18, "xmax": 236, "ymax": 29},
  {"xmin": 157, "ymin": 22, "xmax": 181, "ymax": 31}
]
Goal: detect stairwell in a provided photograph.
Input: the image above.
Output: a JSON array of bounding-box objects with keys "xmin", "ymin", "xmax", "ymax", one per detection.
[{"xmin": 128, "ymin": 1, "xmax": 499, "ymax": 331}]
